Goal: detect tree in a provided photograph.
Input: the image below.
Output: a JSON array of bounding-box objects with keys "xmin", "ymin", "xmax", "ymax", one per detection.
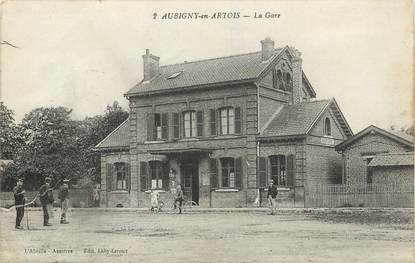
[
  {"xmin": 0, "ymin": 102, "xmax": 18, "ymax": 159},
  {"xmin": 10, "ymin": 106, "xmax": 88, "ymax": 189},
  {"xmin": 81, "ymin": 101, "xmax": 129, "ymax": 183}
]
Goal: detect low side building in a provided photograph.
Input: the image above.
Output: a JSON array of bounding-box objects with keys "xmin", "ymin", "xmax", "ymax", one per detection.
[{"xmin": 335, "ymin": 125, "xmax": 413, "ymax": 186}]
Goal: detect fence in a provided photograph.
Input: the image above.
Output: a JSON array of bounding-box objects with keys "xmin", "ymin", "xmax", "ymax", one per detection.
[
  {"xmin": 307, "ymin": 183, "xmax": 414, "ymax": 208},
  {"xmin": 0, "ymin": 188, "xmax": 94, "ymax": 208}
]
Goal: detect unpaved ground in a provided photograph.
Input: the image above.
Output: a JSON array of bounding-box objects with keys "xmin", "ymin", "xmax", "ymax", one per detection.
[{"xmin": 0, "ymin": 209, "xmax": 413, "ymax": 263}]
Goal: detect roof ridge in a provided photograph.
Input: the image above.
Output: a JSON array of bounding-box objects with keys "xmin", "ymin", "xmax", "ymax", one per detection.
[
  {"xmin": 377, "ymin": 152, "xmax": 414, "ymax": 156},
  {"xmin": 159, "ymin": 51, "xmax": 261, "ymax": 68},
  {"xmin": 159, "ymin": 48, "xmax": 281, "ymax": 68}
]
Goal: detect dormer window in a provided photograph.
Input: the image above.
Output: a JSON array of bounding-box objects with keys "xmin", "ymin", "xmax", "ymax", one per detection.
[
  {"xmin": 167, "ymin": 71, "xmax": 182, "ymax": 79},
  {"xmin": 324, "ymin": 117, "xmax": 331, "ymax": 136}
]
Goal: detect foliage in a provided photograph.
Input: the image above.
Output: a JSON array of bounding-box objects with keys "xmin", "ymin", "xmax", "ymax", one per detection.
[
  {"xmin": 0, "ymin": 101, "xmax": 128, "ymax": 191},
  {"xmin": 0, "ymin": 102, "xmax": 19, "ymax": 159}
]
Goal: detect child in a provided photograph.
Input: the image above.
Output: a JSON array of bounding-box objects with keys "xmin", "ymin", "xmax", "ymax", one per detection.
[{"xmin": 150, "ymin": 189, "xmax": 160, "ymax": 212}]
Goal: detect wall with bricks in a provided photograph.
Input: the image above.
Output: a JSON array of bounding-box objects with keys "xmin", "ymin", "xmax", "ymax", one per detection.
[
  {"xmin": 341, "ymin": 133, "xmax": 412, "ymax": 185},
  {"xmin": 309, "ymin": 109, "xmax": 347, "ymax": 140},
  {"xmin": 306, "ymin": 144, "xmax": 343, "ymax": 185},
  {"xmin": 259, "ymin": 140, "xmax": 306, "ymax": 207},
  {"xmin": 372, "ymin": 166, "xmax": 414, "ymax": 187}
]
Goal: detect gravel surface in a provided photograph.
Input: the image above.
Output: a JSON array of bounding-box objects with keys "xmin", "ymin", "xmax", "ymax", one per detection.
[{"xmin": 0, "ymin": 209, "xmax": 413, "ymax": 263}]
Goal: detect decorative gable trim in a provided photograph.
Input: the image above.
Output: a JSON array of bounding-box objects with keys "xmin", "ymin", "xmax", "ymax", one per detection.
[{"xmin": 335, "ymin": 125, "xmax": 414, "ymax": 151}]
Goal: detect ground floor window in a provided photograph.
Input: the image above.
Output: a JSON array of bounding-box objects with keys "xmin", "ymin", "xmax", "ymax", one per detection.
[
  {"xmin": 209, "ymin": 157, "xmax": 242, "ymax": 189},
  {"xmin": 365, "ymin": 157, "xmax": 374, "ymax": 184},
  {"xmin": 220, "ymin": 158, "xmax": 235, "ymax": 188},
  {"xmin": 257, "ymin": 155, "xmax": 294, "ymax": 188},
  {"xmin": 150, "ymin": 161, "xmax": 164, "ymax": 189},
  {"xmin": 269, "ymin": 155, "xmax": 286, "ymax": 186},
  {"xmin": 115, "ymin": 162, "xmax": 127, "ymax": 190}
]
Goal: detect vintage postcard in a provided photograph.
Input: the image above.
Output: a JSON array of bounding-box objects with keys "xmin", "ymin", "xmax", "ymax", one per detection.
[{"xmin": 0, "ymin": 1, "xmax": 413, "ymax": 262}]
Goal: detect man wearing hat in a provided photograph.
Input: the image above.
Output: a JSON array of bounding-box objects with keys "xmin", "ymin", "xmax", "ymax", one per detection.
[
  {"xmin": 267, "ymin": 179, "xmax": 278, "ymax": 215},
  {"xmin": 58, "ymin": 179, "xmax": 70, "ymax": 224},
  {"xmin": 39, "ymin": 177, "xmax": 54, "ymax": 226},
  {"xmin": 13, "ymin": 178, "xmax": 26, "ymax": 229}
]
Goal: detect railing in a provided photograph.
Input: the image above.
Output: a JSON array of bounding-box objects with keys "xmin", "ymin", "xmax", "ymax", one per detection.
[{"xmin": 307, "ymin": 183, "xmax": 414, "ymax": 208}]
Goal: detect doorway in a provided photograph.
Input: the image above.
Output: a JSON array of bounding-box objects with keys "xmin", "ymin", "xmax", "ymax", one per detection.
[{"xmin": 180, "ymin": 160, "xmax": 199, "ymax": 205}]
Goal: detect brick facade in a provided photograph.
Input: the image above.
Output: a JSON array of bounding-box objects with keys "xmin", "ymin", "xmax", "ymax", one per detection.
[
  {"xmin": 97, "ymin": 39, "xmax": 352, "ymax": 208},
  {"xmin": 339, "ymin": 132, "xmax": 412, "ymax": 185}
]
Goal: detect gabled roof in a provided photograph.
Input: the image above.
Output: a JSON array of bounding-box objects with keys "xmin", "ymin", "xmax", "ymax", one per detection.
[
  {"xmin": 368, "ymin": 152, "xmax": 414, "ymax": 167},
  {"xmin": 95, "ymin": 118, "xmax": 130, "ymax": 150},
  {"xmin": 335, "ymin": 125, "xmax": 414, "ymax": 151},
  {"xmin": 126, "ymin": 47, "xmax": 316, "ymax": 97},
  {"xmin": 258, "ymin": 98, "xmax": 353, "ymax": 139}
]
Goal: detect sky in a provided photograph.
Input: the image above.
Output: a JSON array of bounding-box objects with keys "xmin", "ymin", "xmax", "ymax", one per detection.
[{"xmin": 1, "ymin": 0, "xmax": 413, "ymax": 133}]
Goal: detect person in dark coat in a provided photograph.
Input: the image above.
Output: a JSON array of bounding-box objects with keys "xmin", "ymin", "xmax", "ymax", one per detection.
[
  {"xmin": 13, "ymin": 178, "xmax": 26, "ymax": 229},
  {"xmin": 173, "ymin": 184, "xmax": 184, "ymax": 214},
  {"xmin": 267, "ymin": 179, "xmax": 278, "ymax": 215},
  {"xmin": 58, "ymin": 179, "xmax": 70, "ymax": 224},
  {"xmin": 39, "ymin": 177, "xmax": 54, "ymax": 226}
]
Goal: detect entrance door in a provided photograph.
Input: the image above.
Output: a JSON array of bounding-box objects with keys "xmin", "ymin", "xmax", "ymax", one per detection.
[{"xmin": 181, "ymin": 161, "xmax": 199, "ymax": 205}]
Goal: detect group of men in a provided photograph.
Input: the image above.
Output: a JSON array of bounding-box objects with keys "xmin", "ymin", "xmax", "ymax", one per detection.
[{"xmin": 13, "ymin": 177, "xmax": 70, "ymax": 229}]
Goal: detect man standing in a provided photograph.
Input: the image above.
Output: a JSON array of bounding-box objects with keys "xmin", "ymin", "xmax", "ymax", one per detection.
[
  {"xmin": 58, "ymin": 179, "xmax": 70, "ymax": 224},
  {"xmin": 173, "ymin": 184, "xmax": 184, "ymax": 214},
  {"xmin": 39, "ymin": 177, "xmax": 53, "ymax": 226},
  {"xmin": 267, "ymin": 179, "xmax": 278, "ymax": 215},
  {"xmin": 13, "ymin": 179, "xmax": 25, "ymax": 229}
]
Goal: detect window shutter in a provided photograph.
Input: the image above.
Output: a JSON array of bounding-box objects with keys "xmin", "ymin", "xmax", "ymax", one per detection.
[
  {"xmin": 112, "ymin": 164, "xmax": 117, "ymax": 191},
  {"xmin": 257, "ymin": 157, "xmax": 267, "ymax": 188},
  {"xmin": 286, "ymin": 155, "xmax": 295, "ymax": 187},
  {"xmin": 172, "ymin": 113, "xmax": 180, "ymax": 139},
  {"xmin": 126, "ymin": 163, "xmax": 131, "ymax": 192},
  {"xmin": 196, "ymin": 110, "xmax": 204, "ymax": 137},
  {"xmin": 140, "ymin": 162, "xmax": 148, "ymax": 191},
  {"xmin": 161, "ymin": 113, "xmax": 169, "ymax": 139},
  {"xmin": 147, "ymin": 113, "xmax": 155, "ymax": 141},
  {"xmin": 106, "ymin": 163, "xmax": 112, "ymax": 192},
  {"xmin": 216, "ymin": 109, "xmax": 221, "ymax": 135},
  {"xmin": 209, "ymin": 109, "xmax": 217, "ymax": 136},
  {"xmin": 234, "ymin": 107, "xmax": 242, "ymax": 134},
  {"xmin": 209, "ymin": 158, "xmax": 218, "ymax": 189},
  {"xmin": 162, "ymin": 161, "xmax": 169, "ymax": 191},
  {"xmin": 179, "ymin": 112, "xmax": 184, "ymax": 138},
  {"xmin": 235, "ymin": 157, "xmax": 242, "ymax": 189}
]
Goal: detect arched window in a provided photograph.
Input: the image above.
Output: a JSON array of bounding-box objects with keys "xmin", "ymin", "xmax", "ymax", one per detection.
[
  {"xmin": 277, "ymin": 70, "xmax": 284, "ymax": 90},
  {"xmin": 324, "ymin": 118, "xmax": 331, "ymax": 136},
  {"xmin": 285, "ymin": 73, "xmax": 293, "ymax": 92}
]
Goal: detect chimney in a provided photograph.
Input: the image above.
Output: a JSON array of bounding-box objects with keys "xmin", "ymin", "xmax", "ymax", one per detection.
[
  {"xmin": 291, "ymin": 49, "xmax": 303, "ymax": 104},
  {"xmin": 142, "ymin": 49, "xmax": 160, "ymax": 81},
  {"xmin": 260, "ymin": 37, "xmax": 275, "ymax": 61}
]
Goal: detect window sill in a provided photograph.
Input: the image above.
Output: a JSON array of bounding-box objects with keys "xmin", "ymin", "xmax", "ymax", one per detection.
[
  {"xmin": 214, "ymin": 135, "xmax": 243, "ymax": 139},
  {"xmin": 144, "ymin": 140, "xmax": 167, "ymax": 144},
  {"xmin": 144, "ymin": 190, "xmax": 166, "ymax": 193},
  {"xmin": 263, "ymin": 187, "xmax": 292, "ymax": 191},
  {"xmin": 111, "ymin": 190, "xmax": 129, "ymax": 194},
  {"xmin": 215, "ymin": 188, "xmax": 239, "ymax": 192},
  {"xmin": 178, "ymin": 138, "xmax": 200, "ymax": 142}
]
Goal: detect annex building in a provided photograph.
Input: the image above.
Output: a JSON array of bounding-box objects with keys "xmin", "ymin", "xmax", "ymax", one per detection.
[{"xmin": 96, "ymin": 38, "xmax": 353, "ymax": 208}]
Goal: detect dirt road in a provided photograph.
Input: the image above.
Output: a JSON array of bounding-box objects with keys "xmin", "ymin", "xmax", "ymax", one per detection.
[{"xmin": 0, "ymin": 209, "xmax": 413, "ymax": 263}]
